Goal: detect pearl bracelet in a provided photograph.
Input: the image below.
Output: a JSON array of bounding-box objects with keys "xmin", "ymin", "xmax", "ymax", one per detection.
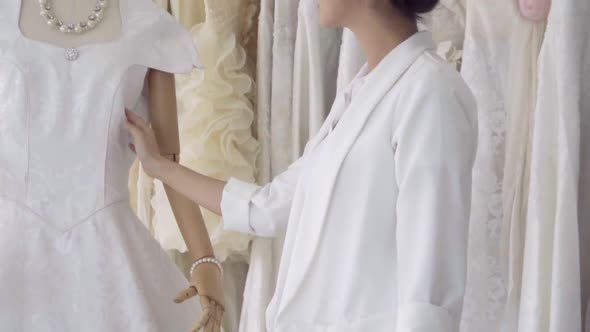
[{"xmin": 190, "ymin": 256, "xmax": 223, "ymax": 277}]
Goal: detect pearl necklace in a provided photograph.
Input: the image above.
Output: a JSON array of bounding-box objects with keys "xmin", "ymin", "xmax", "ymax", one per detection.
[{"xmin": 39, "ymin": 0, "xmax": 109, "ymax": 35}]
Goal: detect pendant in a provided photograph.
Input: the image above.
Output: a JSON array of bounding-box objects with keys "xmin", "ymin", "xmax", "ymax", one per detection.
[{"xmin": 64, "ymin": 48, "xmax": 79, "ymax": 61}]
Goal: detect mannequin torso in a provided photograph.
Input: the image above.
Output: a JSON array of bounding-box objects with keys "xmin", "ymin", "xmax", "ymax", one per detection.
[{"xmin": 19, "ymin": 0, "xmax": 122, "ymax": 48}]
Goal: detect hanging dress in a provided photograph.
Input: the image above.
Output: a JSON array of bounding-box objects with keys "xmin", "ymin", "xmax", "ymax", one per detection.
[
  {"xmin": 459, "ymin": 0, "xmax": 518, "ymax": 330},
  {"xmin": 518, "ymin": 0, "xmax": 586, "ymax": 329}
]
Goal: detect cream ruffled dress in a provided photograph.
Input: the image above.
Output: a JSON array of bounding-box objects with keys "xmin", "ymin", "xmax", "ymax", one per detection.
[{"xmin": 150, "ymin": 0, "xmax": 259, "ymax": 262}]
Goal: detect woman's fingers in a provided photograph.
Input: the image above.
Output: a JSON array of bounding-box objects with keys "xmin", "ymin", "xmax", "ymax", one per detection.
[
  {"xmin": 124, "ymin": 118, "xmax": 142, "ymax": 139},
  {"xmin": 124, "ymin": 109, "xmax": 140, "ymax": 127},
  {"xmin": 174, "ymin": 286, "xmax": 198, "ymax": 304},
  {"xmin": 125, "ymin": 109, "xmax": 150, "ymax": 132}
]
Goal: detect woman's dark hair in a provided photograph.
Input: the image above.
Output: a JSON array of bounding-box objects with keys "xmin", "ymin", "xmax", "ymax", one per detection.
[{"xmin": 390, "ymin": 0, "xmax": 439, "ymax": 18}]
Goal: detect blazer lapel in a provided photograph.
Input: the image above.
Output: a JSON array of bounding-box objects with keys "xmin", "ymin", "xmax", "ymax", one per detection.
[
  {"xmin": 278, "ymin": 32, "xmax": 435, "ymax": 317},
  {"xmin": 300, "ymin": 62, "xmax": 369, "ymax": 156}
]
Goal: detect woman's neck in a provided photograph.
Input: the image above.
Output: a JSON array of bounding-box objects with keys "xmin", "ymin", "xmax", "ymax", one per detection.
[{"xmin": 348, "ymin": 6, "xmax": 418, "ymax": 73}]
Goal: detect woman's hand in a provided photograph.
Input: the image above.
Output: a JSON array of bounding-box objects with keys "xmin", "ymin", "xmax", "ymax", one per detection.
[
  {"xmin": 125, "ymin": 109, "xmax": 165, "ymax": 177},
  {"xmin": 175, "ymin": 263, "xmax": 225, "ymax": 332}
]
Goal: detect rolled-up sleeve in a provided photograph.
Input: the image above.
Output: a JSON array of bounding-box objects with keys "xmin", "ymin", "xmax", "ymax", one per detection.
[
  {"xmin": 393, "ymin": 70, "xmax": 477, "ymax": 331},
  {"xmin": 221, "ymin": 157, "xmax": 305, "ymax": 238}
]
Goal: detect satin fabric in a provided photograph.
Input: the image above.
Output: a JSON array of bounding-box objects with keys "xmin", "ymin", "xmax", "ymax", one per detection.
[
  {"xmin": 500, "ymin": 17, "xmax": 546, "ymax": 332},
  {"xmin": 518, "ymin": 0, "xmax": 586, "ymax": 330}
]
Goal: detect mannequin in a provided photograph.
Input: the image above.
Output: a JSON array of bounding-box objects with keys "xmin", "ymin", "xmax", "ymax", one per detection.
[{"xmin": 18, "ymin": 0, "xmax": 224, "ymax": 330}]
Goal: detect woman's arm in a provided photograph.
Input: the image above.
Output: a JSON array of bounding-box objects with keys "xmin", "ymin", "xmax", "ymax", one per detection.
[
  {"xmin": 154, "ymin": 158, "xmax": 226, "ymax": 216},
  {"xmin": 126, "ymin": 104, "xmax": 226, "ymax": 216},
  {"xmin": 127, "ymin": 79, "xmax": 304, "ymax": 238},
  {"xmin": 392, "ymin": 73, "xmax": 477, "ymax": 331}
]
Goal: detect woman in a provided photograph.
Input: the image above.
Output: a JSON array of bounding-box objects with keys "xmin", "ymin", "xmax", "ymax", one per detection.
[{"xmin": 126, "ymin": 0, "xmax": 477, "ymax": 330}]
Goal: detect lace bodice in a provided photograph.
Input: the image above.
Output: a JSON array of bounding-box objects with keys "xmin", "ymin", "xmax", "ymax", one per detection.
[{"xmin": 0, "ymin": 0, "xmax": 198, "ymax": 232}]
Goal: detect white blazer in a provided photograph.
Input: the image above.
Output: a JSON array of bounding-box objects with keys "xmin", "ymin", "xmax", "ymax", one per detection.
[{"xmin": 222, "ymin": 32, "xmax": 478, "ymax": 332}]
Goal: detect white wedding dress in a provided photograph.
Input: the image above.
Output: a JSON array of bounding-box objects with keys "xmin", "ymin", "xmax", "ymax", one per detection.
[
  {"xmin": 0, "ymin": 0, "xmax": 202, "ymax": 330},
  {"xmin": 459, "ymin": 0, "xmax": 516, "ymax": 330}
]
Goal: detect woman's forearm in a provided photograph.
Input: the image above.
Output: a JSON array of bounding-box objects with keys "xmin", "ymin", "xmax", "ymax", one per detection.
[{"xmin": 153, "ymin": 157, "xmax": 226, "ymax": 216}]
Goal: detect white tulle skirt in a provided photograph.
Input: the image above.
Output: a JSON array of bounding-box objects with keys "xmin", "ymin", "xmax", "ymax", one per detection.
[{"xmin": 0, "ymin": 198, "xmax": 200, "ymax": 332}]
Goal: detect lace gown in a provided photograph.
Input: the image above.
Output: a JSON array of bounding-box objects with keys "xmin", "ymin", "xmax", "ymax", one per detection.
[
  {"xmin": 459, "ymin": 0, "xmax": 516, "ymax": 330},
  {"xmin": 0, "ymin": 0, "xmax": 202, "ymax": 330}
]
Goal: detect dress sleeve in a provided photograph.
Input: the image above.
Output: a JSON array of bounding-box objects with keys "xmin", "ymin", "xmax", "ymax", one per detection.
[
  {"xmin": 392, "ymin": 68, "xmax": 477, "ymax": 331},
  {"xmin": 129, "ymin": 2, "xmax": 203, "ymax": 74},
  {"xmin": 221, "ymin": 156, "xmax": 305, "ymax": 238}
]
